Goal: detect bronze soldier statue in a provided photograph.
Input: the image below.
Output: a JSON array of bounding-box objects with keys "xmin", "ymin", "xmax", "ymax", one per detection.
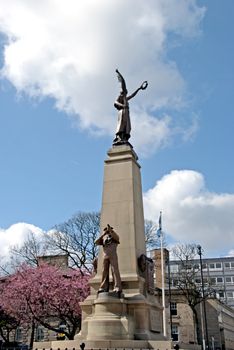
[
  {"xmin": 95, "ymin": 224, "xmax": 122, "ymax": 294},
  {"xmin": 113, "ymin": 69, "xmax": 148, "ymax": 145}
]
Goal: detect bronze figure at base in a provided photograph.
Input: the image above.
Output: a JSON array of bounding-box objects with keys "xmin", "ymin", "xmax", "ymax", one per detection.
[{"xmin": 95, "ymin": 224, "xmax": 122, "ymax": 296}]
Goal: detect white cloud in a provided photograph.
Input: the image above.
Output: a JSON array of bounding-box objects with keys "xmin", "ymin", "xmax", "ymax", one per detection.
[
  {"xmin": 0, "ymin": 0, "xmax": 205, "ymax": 155},
  {"xmin": 227, "ymin": 250, "xmax": 234, "ymax": 257},
  {"xmin": 143, "ymin": 170, "xmax": 234, "ymax": 257},
  {"xmin": 0, "ymin": 223, "xmax": 44, "ymax": 258}
]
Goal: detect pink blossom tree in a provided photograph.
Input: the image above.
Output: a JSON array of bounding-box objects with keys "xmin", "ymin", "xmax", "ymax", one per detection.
[{"xmin": 0, "ymin": 264, "xmax": 90, "ymax": 343}]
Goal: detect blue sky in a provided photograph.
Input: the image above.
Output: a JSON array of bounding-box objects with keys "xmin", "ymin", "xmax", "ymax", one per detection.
[{"xmin": 0, "ymin": 0, "xmax": 234, "ymax": 258}]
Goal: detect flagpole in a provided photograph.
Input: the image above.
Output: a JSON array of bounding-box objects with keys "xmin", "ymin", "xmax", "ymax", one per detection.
[{"xmin": 158, "ymin": 211, "xmax": 167, "ymax": 338}]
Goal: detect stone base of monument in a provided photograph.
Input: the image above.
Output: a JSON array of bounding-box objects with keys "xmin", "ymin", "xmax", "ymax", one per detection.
[
  {"xmin": 33, "ymin": 292, "xmax": 167, "ymax": 350},
  {"xmin": 33, "ymin": 340, "xmax": 202, "ymax": 350},
  {"xmin": 80, "ymin": 292, "xmax": 134, "ymax": 340},
  {"xmin": 77, "ymin": 291, "xmax": 164, "ymax": 343},
  {"xmin": 33, "ymin": 339, "xmax": 175, "ymax": 350}
]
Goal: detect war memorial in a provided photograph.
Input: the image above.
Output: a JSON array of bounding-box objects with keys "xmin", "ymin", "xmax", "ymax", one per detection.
[{"xmin": 34, "ymin": 71, "xmax": 174, "ymax": 349}]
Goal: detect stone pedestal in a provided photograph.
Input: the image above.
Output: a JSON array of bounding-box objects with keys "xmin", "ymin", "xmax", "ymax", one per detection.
[
  {"xmin": 80, "ymin": 292, "xmax": 163, "ymax": 342},
  {"xmin": 79, "ymin": 145, "xmax": 164, "ymax": 343},
  {"xmin": 81, "ymin": 293, "xmax": 134, "ymax": 340}
]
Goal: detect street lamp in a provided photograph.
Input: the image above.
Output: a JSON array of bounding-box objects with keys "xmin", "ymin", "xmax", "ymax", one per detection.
[
  {"xmin": 197, "ymin": 245, "xmax": 209, "ymax": 350},
  {"xmin": 157, "ymin": 211, "xmax": 167, "ymax": 338},
  {"xmin": 167, "ymin": 253, "xmax": 173, "ymax": 339}
]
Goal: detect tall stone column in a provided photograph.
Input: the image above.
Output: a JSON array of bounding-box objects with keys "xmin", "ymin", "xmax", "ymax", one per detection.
[
  {"xmin": 92, "ymin": 144, "xmax": 146, "ymax": 294},
  {"xmin": 79, "ymin": 145, "xmax": 164, "ymax": 343}
]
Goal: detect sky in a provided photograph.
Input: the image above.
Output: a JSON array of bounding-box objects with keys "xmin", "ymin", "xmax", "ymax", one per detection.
[{"xmin": 0, "ymin": 0, "xmax": 234, "ymax": 260}]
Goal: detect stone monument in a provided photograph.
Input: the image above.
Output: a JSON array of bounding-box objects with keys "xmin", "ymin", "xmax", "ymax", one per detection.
[
  {"xmin": 34, "ymin": 70, "xmax": 172, "ymax": 350},
  {"xmin": 78, "ymin": 71, "xmax": 167, "ymax": 348}
]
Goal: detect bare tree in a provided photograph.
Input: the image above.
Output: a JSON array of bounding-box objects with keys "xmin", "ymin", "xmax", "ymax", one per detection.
[
  {"xmin": 5, "ymin": 212, "xmax": 159, "ymax": 274},
  {"xmin": 45, "ymin": 211, "xmax": 100, "ymax": 272},
  {"xmin": 0, "ymin": 256, "xmax": 11, "ymax": 277},
  {"xmin": 9, "ymin": 232, "xmax": 47, "ymax": 269},
  {"xmin": 0, "ymin": 233, "xmax": 46, "ymax": 276},
  {"xmin": 1, "ymin": 212, "xmax": 100, "ymax": 273},
  {"xmin": 170, "ymin": 244, "xmax": 217, "ymax": 344}
]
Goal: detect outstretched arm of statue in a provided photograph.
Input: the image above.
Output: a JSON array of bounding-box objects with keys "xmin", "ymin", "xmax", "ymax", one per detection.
[
  {"xmin": 127, "ymin": 81, "xmax": 148, "ymax": 101},
  {"xmin": 127, "ymin": 87, "xmax": 141, "ymax": 101},
  {"xmin": 116, "ymin": 69, "xmax": 127, "ymax": 94}
]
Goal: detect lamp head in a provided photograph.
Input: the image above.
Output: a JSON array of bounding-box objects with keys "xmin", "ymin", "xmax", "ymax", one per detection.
[{"xmin": 197, "ymin": 244, "xmax": 202, "ymax": 255}]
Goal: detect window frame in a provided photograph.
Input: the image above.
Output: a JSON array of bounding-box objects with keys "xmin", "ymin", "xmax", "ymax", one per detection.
[
  {"xmin": 209, "ymin": 262, "xmax": 222, "ymax": 270},
  {"xmin": 15, "ymin": 327, "xmax": 23, "ymax": 342},
  {"xmin": 172, "ymin": 324, "xmax": 179, "ymax": 342},
  {"xmin": 35, "ymin": 327, "xmax": 44, "ymax": 342},
  {"xmin": 225, "ymin": 262, "xmax": 234, "ymax": 269},
  {"xmin": 227, "ymin": 291, "xmax": 234, "ymax": 299},
  {"xmin": 171, "ymin": 302, "xmax": 177, "ymax": 316},
  {"xmin": 225, "ymin": 277, "xmax": 232, "ymax": 284},
  {"xmin": 216, "ymin": 277, "xmax": 224, "ymax": 284}
]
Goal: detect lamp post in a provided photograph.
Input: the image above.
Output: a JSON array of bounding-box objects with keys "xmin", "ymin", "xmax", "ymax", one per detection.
[
  {"xmin": 157, "ymin": 211, "xmax": 167, "ymax": 338},
  {"xmin": 197, "ymin": 245, "xmax": 209, "ymax": 350},
  {"xmin": 167, "ymin": 252, "xmax": 173, "ymax": 339}
]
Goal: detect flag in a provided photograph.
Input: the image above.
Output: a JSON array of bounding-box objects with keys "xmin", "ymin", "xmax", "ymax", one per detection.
[
  {"xmin": 158, "ymin": 211, "xmax": 162, "ymax": 230},
  {"xmin": 157, "ymin": 211, "xmax": 162, "ymax": 237}
]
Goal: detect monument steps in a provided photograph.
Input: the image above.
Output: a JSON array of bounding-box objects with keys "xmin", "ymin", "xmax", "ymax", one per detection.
[{"xmin": 34, "ymin": 339, "xmax": 200, "ymax": 350}]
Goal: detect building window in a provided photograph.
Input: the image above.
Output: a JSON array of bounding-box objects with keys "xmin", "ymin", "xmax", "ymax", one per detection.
[
  {"xmin": 225, "ymin": 277, "xmax": 233, "ymax": 284},
  {"xmin": 225, "ymin": 262, "xmax": 234, "ymax": 269},
  {"xmin": 210, "ymin": 277, "xmax": 216, "ymax": 285},
  {"xmin": 171, "ymin": 302, "xmax": 177, "ymax": 316},
  {"xmin": 209, "ymin": 262, "xmax": 222, "ymax": 270},
  {"xmin": 35, "ymin": 327, "xmax": 44, "ymax": 342},
  {"xmin": 170, "ymin": 265, "xmax": 179, "ymax": 273},
  {"xmin": 210, "ymin": 277, "xmax": 224, "ymax": 285},
  {"xmin": 216, "ymin": 277, "xmax": 223, "ymax": 284},
  {"xmin": 15, "ymin": 327, "xmax": 23, "ymax": 342},
  {"xmin": 195, "ymin": 278, "xmax": 201, "ymax": 284},
  {"xmin": 218, "ymin": 291, "xmax": 225, "ymax": 299},
  {"xmin": 172, "ymin": 324, "xmax": 179, "ymax": 341},
  {"xmin": 227, "ymin": 292, "xmax": 234, "ymax": 299},
  {"xmin": 193, "ymin": 264, "xmax": 200, "ymax": 270},
  {"xmin": 172, "ymin": 279, "xmax": 178, "ymax": 287}
]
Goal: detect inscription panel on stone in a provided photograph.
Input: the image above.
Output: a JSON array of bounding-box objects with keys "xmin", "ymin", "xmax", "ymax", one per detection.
[{"xmin": 149, "ymin": 309, "xmax": 162, "ymax": 333}]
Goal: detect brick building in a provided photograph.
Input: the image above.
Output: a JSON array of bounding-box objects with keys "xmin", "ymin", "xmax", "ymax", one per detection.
[
  {"xmin": 151, "ymin": 248, "xmax": 234, "ymax": 349},
  {"xmin": 169, "ymin": 256, "xmax": 234, "ymax": 309}
]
